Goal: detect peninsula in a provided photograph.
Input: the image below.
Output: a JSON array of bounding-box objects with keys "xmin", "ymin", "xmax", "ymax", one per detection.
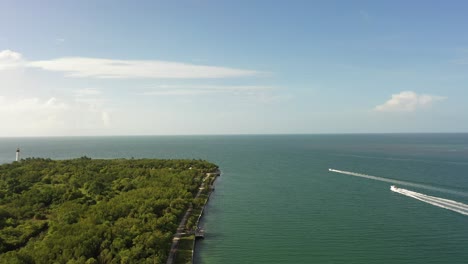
[{"xmin": 0, "ymin": 157, "xmax": 219, "ymax": 264}]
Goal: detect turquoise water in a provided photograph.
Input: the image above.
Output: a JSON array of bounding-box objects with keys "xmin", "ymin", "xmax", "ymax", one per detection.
[{"xmin": 1, "ymin": 134, "xmax": 468, "ymax": 263}]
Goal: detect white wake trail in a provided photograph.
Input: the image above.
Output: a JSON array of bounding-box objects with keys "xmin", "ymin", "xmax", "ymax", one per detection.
[
  {"xmin": 390, "ymin": 186, "xmax": 468, "ymax": 216},
  {"xmin": 328, "ymin": 168, "xmax": 468, "ymax": 197}
]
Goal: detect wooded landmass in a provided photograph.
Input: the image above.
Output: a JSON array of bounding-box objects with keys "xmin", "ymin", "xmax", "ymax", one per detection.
[{"xmin": 0, "ymin": 157, "xmax": 218, "ymax": 264}]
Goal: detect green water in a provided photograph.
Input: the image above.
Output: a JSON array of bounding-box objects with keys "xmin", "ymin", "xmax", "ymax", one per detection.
[{"xmin": 1, "ymin": 134, "xmax": 467, "ymax": 263}]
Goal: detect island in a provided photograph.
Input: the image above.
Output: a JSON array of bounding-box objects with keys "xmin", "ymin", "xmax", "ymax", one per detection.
[{"xmin": 0, "ymin": 157, "xmax": 220, "ymax": 264}]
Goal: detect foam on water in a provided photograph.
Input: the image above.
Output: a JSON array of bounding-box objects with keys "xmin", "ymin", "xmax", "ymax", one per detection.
[
  {"xmin": 329, "ymin": 168, "xmax": 468, "ymax": 197},
  {"xmin": 390, "ymin": 186, "xmax": 468, "ymax": 216}
]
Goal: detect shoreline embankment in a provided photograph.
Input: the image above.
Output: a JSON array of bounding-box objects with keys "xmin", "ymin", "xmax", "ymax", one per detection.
[
  {"xmin": 166, "ymin": 168, "xmax": 221, "ymax": 264},
  {"xmin": 191, "ymin": 170, "xmax": 220, "ymax": 263}
]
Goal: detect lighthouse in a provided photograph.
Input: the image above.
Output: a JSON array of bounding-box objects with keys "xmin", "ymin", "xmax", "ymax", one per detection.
[{"xmin": 16, "ymin": 148, "xmax": 20, "ymax": 162}]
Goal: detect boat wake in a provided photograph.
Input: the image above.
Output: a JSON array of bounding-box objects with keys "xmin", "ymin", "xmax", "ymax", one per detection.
[
  {"xmin": 390, "ymin": 186, "xmax": 468, "ymax": 216},
  {"xmin": 328, "ymin": 168, "xmax": 468, "ymax": 197}
]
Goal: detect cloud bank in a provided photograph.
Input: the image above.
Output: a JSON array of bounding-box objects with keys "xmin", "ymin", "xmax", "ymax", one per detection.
[
  {"xmin": 375, "ymin": 91, "xmax": 446, "ymax": 112},
  {"xmin": 28, "ymin": 57, "xmax": 259, "ymax": 79},
  {"xmin": 142, "ymin": 85, "xmax": 273, "ymax": 96},
  {"xmin": 1, "ymin": 49, "xmax": 259, "ymax": 79},
  {"xmin": 0, "ymin": 92, "xmax": 111, "ymax": 136},
  {"xmin": 0, "ymin": 50, "xmax": 24, "ymax": 70}
]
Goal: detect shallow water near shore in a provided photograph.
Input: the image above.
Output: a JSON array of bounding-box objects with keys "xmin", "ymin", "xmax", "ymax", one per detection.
[{"xmin": 1, "ymin": 134, "xmax": 468, "ymax": 263}]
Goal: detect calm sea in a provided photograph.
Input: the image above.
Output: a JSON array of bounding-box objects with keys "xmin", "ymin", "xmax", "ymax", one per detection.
[{"xmin": 1, "ymin": 134, "xmax": 467, "ymax": 264}]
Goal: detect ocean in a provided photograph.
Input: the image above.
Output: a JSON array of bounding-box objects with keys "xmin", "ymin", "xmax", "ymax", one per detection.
[{"xmin": 1, "ymin": 134, "xmax": 467, "ymax": 263}]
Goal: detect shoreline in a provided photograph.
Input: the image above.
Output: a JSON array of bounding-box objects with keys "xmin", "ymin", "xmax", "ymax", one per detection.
[
  {"xmin": 166, "ymin": 169, "xmax": 220, "ymax": 264},
  {"xmin": 191, "ymin": 170, "xmax": 220, "ymax": 263}
]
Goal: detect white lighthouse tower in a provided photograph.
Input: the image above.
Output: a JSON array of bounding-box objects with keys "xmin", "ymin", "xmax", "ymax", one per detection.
[{"xmin": 16, "ymin": 148, "xmax": 20, "ymax": 162}]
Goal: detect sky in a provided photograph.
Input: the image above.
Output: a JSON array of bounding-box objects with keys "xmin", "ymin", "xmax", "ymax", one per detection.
[{"xmin": 1, "ymin": 0, "xmax": 468, "ymax": 136}]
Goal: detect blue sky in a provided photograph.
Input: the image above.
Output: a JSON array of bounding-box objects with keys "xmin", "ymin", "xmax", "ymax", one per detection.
[{"xmin": 1, "ymin": 0, "xmax": 467, "ymax": 136}]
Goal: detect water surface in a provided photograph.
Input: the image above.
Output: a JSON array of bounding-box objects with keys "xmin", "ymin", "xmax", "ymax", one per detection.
[{"xmin": 1, "ymin": 134, "xmax": 467, "ymax": 263}]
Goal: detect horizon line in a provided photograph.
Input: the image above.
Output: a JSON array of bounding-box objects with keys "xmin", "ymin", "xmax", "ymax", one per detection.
[{"xmin": 1, "ymin": 131, "xmax": 468, "ymax": 139}]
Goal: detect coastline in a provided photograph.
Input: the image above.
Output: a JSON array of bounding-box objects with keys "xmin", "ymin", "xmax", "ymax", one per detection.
[
  {"xmin": 167, "ymin": 169, "xmax": 221, "ymax": 264},
  {"xmin": 191, "ymin": 170, "xmax": 220, "ymax": 263}
]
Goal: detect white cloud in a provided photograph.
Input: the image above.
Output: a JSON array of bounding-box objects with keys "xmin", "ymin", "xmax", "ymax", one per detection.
[
  {"xmin": 0, "ymin": 50, "xmax": 24, "ymax": 70},
  {"xmin": 0, "ymin": 96, "xmax": 68, "ymax": 113},
  {"xmin": 0, "ymin": 96, "xmax": 112, "ymax": 136},
  {"xmin": 375, "ymin": 91, "xmax": 446, "ymax": 112},
  {"xmin": 0, "ymin": 49, "xmax": 261, "ymax": 79},
  {"xmin": 141, "ymin": 89, "xmax": 213, "ymax": 96},
  {"xmin": 74, "ymin": 88, "xmax": 102, "ymax": 96},
  {"xmin": 27, "ymin": 57, "xmax": 259, "ymax": 79},
  {"xmin": 141, "ymin": 85, "xmax": 273, "ymax": 96},
  {"xmin": 72, "ymin": 88, "xmax": 108, "ymax": 112}
]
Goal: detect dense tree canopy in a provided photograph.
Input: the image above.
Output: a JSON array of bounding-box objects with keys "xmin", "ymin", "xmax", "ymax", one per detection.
[{"xmin": 0, "ymin": 157, "xmax": 218, "ymax": 264}]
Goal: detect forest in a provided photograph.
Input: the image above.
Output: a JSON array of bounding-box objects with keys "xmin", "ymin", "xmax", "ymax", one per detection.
[{"xmin": 0, "ymin": 157, "xmax": 218, "ymax": 264}]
